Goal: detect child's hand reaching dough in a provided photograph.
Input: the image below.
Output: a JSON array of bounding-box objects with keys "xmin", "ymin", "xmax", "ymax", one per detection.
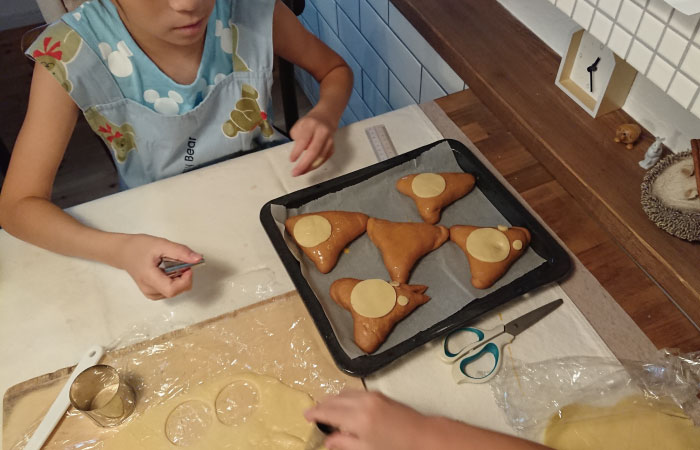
[
  {"xmin": 304, "ymin": 390, "xmax": 433, "ymax": 450},
  {"xmin": 289, "ymin": 108, "xmax": 336, "ymax": 177},
  {"xmin": 304, "ymin": 390, "xmax": 552, "ymax": 450}
]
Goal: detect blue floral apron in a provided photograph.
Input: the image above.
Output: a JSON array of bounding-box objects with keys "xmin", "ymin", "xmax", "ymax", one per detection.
[{"xmin": 27, "ymin": 0, "xmax": 281, "ymax": 189}]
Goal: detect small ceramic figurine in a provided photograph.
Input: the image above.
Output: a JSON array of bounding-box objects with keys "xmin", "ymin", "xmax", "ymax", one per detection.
[
  {"xmin": 639, "ymin": 136, "xmax": 665, "ymax": 169},
  {"xmin": 614, "ymin": 123, "xmax": 642, "ymax": 150}
]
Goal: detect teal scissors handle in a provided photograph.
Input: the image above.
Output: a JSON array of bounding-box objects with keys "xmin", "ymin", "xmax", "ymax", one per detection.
[
  {"xmin": 451, "ymin": 332, "xmax": 513, "ymax": 384},
  {"xmin": 441, "ymin": 325, "xmax": 505, "ymax": 363}
]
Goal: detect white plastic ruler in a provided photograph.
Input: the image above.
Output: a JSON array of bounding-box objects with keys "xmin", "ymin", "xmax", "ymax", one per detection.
[{"xmin": 365, "ymin": 124, "xmax": 398, "ymax": 161}]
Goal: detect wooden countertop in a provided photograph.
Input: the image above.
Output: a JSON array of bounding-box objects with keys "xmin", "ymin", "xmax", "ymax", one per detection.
[{"xmin": 392, "ymin": 0, "xmax": 700, "ymax": 338}]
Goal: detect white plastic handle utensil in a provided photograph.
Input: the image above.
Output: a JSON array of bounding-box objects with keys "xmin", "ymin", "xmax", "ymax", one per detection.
[{"xmin": 24, "ymin": 345, "xmax": 104, "ymax": 450}]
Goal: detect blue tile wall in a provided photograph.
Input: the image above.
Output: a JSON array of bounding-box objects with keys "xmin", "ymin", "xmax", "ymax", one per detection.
[
  {"xmin": 388, "ymin": 4, "xmax": 464, "ymax": 94},
  {"xmin": 300, "ymin": 1, "xmax": 319, "ymax": 36},
  {"xmin": 338, "ymin": 8, "xmax": 389, "ymax": 96},
  {"xmin": 360, "ymin": 1, "xmax": 421, "ymax": 100},
  {"xmin": 365, "ymin": 0, "xmax": 389, "ymax": 22},
  {"xmin": 294, "ymin": 1, "xmax": 466, "ymax": 126},
  {"xmin": 337, "ymin": 0, "xmax": 360, "ymax": 27},
  {"xmin": 389, "ymin": 72, "xmax": 415, "ymax": 109},
  {"xmin": 363, "ymin": 72, "xmax": 392, "ymax": 115},
  {"xmin": 420, "ymin": 67, "xmax": 447, "ymax": 103},
  {"xmin": 318, "ymin": 12, "xmax": 363, "ymax": 94},
  {"xmin": 309, "ymin": 0, "xmax": 338, "ymax": 32},
  {"xmin": 348, "ymin": 89, "xmax": 374, "ymax": 120}
]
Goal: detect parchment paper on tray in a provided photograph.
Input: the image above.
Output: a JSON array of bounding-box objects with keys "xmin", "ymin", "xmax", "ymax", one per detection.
[{"xmin": 272, "ymin": 141, "xmax": 546, "ymax": 358}]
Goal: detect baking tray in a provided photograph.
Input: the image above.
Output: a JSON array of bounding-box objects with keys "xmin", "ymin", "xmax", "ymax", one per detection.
[{"xmin": 260, "ymin": 139, "xmax": 570, "ymax": 376}]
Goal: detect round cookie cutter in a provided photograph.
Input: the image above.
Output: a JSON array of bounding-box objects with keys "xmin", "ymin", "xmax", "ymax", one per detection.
[{"xmin": 69, "ymin": 364, "xmax": 135, "ymax": 427}]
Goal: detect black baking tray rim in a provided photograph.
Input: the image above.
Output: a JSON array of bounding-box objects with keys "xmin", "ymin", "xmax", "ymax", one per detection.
[{"xmin": 260, "ymin": 138, "xmax": 571, "ymax": 377}]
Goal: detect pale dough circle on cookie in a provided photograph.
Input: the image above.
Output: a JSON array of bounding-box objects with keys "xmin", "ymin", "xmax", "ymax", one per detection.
[
  {"xmin": 165, "ymin": 400, "xmax": 213, "ymax": 446},
  {"xmin": 512, "ymin": 240, "xmax": 523, "ymax": 250},
  {"xmin": 397, "ymin": 295, "xmax": 409, "ymax": 306},
  {"xmin": 215, "ymin": 380, "xmax": 259, "ymax": 426},
  {"xmin": 293, "ymin": 215, "xmax": 332, "ymax": 247},
  {"xmin": 411, "ymin": 173, "xmax": 446, "ymax": 198},
  {"xmin": 497, "ymin": 225, "xmax": 508, "ymax": 232},
  {"xmin": 350, "ymin": 279, "xmax": 397, "ymax": 318},
  {"xmin": 466, "ymin": 228, "xmax": 510, "ymax": 262}
]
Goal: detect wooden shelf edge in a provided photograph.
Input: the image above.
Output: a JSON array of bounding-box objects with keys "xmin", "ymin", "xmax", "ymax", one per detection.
[{"xmin": 391, "ymin": 0, "xmax": 700, "ymax": 326}]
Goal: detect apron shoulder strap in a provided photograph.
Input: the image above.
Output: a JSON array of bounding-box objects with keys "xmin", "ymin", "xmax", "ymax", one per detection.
[{"xmin": 25, "ymin": 20, "xmax": 124, "ymax": 111}]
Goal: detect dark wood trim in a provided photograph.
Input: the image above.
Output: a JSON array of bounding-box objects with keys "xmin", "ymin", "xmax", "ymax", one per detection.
[{"xmin": 391, "ymin": 0, "xmax": 700, "ymax": 328}]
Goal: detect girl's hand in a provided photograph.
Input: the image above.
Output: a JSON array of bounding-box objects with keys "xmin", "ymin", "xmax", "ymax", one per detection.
[
  {"xmin": 289, "ymin": 110, "xmax": 336, "ymax": 177},
  {"xmin": 115, "ymin": 234, "xmax": 203, "ymax": 300},
  {"xmin": 303, "ymin": 390, "xmax": 432, "ymax": 450}
]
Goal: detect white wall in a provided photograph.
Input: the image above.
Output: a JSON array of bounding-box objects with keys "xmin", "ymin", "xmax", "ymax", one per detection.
[
  {"xmin": 0, "ymin": 0, "xmax": 43, "ymax": 31},
  {"xmin": 498, "ymin": 0, "xmax": 700, "ymax": 153}
]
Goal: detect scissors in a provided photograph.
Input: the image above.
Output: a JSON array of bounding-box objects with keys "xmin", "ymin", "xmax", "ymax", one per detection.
[
  {"xmin": 158, "ymin": 256, "xmax": 205, "ymax": 278},
  {"xmin": 441, "ymin": 299, "xmax": 563, "ymax": 384}
]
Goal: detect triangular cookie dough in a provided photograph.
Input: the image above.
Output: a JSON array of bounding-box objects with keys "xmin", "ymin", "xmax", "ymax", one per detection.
[
  {"xmin": 285, "ymin": 211, "xmax": 369, "ymax": 273},
  {"xmin": 396, "ymin": 172, "xmax": 476, "ymax": 224},
  {"xmin": 450, "ymin": 225, "xmax": 531, "ymax": 289},
  {"xmin": 330, "ymin": 278, "xmax": 430, "ymax": 353},
  {"xmin": 367, "ymin": 217, "xmax": 449, "ymax": 283}
]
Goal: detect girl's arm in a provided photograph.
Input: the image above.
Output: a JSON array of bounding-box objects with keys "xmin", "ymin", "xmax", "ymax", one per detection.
[
  {"xmin": 0, "ymin": 64, "xmax": 201, "ymax": 299},
  {"xmin": 272, "ymin": 0, "xmax": 354, "ymax": 176},
  {"xmin": 304, "ymin": 390, "xmax": 551, "ymax": 450}
]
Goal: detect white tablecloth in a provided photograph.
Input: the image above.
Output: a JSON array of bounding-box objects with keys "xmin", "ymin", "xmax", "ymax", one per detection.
[{"xmin": 0, "ymin": 105, "xmax": 613, "ymax": 438}]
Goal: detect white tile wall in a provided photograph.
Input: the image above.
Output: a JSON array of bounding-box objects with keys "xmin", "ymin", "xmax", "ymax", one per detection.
[
  {"xmin": 692, "ymin": 95, "xmax": 700, "ymax": 116},
  {"xmin": 682, "ymin": 45, "xmax": 700, "ymax": 83},
  {"xmin": 628, "ymin": 39, "xmax": 654, "ymax": 72},
  {"xmin": 573, "ymin": 1, "xmax": 595, "ymax": 28},
  {"xmin": 658, "ymin": 27, "xmax": 688, "ymax": 65},
  {"xmin": 557, "ymin": 0, "xmax": 577, "ymax": 16},
  {"xmin": 598, "ymin": 0, "xmax": 622, "ymax": 18},
  {"xmin": 608, "ymin": 25, "xmax": 633, "ymax": 56},
  {"xmin": 669, "ymin": 10, "xmax": 699, "ymax": 39},
  {"xmin": 647, "ymin": 55, "xmax": 674, "ymax": 90},
  {"xmin": 667, "ymin": 72, "xmax": 698, "ymax": 108},
  {"xmin": 554, "ymin": 0, "xmax": 700, "ymax": 120},
  {"xmin": 618, "ymin": 1, "xmax": 644, "ymax": 33},
  {"xmin": 590, "ymin": 10, "xmax": 615, "ymax": 42},
  {"xmin": 637, "ymin": 12, "xmax": 665, "ymax": 48},
  {"xmin": 646, "ymin": 0, "xmax": 673, "ymax": 22}
]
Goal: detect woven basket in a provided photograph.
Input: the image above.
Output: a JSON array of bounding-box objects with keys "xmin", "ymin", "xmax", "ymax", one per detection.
[{"xmin": 641, "ymin": 152, "xmax": 700, "ymax": 242}]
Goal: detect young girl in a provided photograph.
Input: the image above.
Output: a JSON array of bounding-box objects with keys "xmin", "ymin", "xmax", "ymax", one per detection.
[{"xmin": 0, "ymin": 0, "xmax": 352, "ymax": 299}]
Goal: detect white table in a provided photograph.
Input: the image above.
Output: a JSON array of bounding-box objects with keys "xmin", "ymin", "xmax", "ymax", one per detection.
[{"xmin": 0, "ymin": 105, "xmax": 617, "ymax": 439}]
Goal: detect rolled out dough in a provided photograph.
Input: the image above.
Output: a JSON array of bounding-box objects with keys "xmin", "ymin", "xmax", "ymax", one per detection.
[
  {"xmin": 544, "ymin": 396, "xmax": 700, "ymax": 450},
  {"xmin": 102, "ymin": 373, "xmax": 319, "ymax": 450}
]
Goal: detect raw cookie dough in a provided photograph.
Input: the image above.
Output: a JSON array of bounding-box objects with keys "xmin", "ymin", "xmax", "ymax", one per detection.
[
  {"xmin": 544, "ymin": 396, "xmax": 700, "ymax": 450},
  {"xmin": 396, "ymin": 172, "xmax": 476, "ymax": 224},
  {"xmin": 466, "ymin": 228, "xmax": 510, "ymax": 262},
  {"xmin": 411, "ymin": 173, "xmax": 446, "ymax": 198},
  {"xmin": 350, "ymin": 279, "xmax": 397, "ymax": 318},
  {"xmin": 450, "ymin": 225, "xmax": 531, "ymax": 289},
  {"xmin": 367, "ymin": 217, "xmax": 449, "ymax": 284},
  {"xmin": 102, "ymin": 373, "xmax": 318, "ymax": 450},
  {"xmin": 292, "ymin": 215, "xmax": 332, "ymax": 248},
  {"xmin": 285, "ymin": 211, "xmax": 369, "ymax": 274},
  {"xmin": 330, "ymin": 278, "xmax": 430, "ymax": 353}
]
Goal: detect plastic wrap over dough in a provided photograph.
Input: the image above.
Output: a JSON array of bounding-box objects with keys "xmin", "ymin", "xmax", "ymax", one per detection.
[
  {"xmin": 544, "ymin": 396, "xmax": 700, "ymax": 450},
  {"xmin": 103, "ymin": 373, "xmax": 316, "ymax": 450}
]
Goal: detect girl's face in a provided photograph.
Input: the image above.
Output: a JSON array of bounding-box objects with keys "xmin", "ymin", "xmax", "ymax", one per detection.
[{"xmin": 114, "ymin": 0, "xmax": 216, "ymax": 47}]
